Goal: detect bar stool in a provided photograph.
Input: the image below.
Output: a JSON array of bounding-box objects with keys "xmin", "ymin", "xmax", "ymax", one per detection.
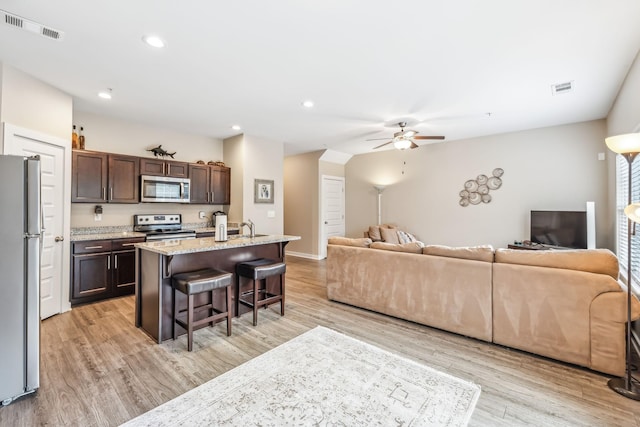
[
  {"xmin": 235, "ymin": 258, "xmax": 286, "ymax": 326},
  {"xmin": 172, "ymin": 268, "xmax": 233, "ymax": 351}
]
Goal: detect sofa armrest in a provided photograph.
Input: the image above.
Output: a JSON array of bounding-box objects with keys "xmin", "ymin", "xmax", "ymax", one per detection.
[{"xmin": 590, "ymin": 291, "xmax": 640, "ymax": 376}]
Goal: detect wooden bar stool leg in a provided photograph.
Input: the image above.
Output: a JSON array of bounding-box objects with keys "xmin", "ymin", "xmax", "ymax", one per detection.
[
  {"xmin": 235, "ymin": 274, "xmax": 241, "ymax": 318},
  {"xmin": 187, "ymin": 294, "xmax": 194, "ymax": 352},
  {"xmin": 226, "ymin": 285, "xmax": 232, "ymax": 336},
  {"xmin": 172, "ymin": 287, "xmax": 177, "ymax": 340},
  {"xmin": 253, "ymin": 279, "xmax": 259, "ymax": 327},
  {"xmin": 280, "ymin": 274, "xmax": 285, "ymax": 316}
]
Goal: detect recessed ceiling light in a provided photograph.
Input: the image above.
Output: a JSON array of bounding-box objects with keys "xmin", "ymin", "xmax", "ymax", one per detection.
[
  {"xmin": 231, "ymin": 125, "xmax": 241, "ymax": 131},
  {"xmin": 142, "ymin": 35, "xmax": 165, "ymax": 48},
  {"xmin": 98, "ymin": 89, "xmax": 112, "ymax": 99},
  {"xmin": 302, "ymin": 100, "xmax": 314, "ymax": 108}
]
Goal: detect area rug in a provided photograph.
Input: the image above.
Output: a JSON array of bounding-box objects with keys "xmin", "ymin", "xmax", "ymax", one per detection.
[{"xmin": 122, "ymin": 326, "xmax": 481, "ymax": 426}]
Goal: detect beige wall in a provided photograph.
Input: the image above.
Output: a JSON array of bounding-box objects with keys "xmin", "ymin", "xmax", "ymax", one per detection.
[
  {"xmin": 607, "ymin": 50, "xmax": 640, "ymax": 136},
  {"xmin": 0, "ymin": 63, "xmax": 72, "ymax": 142},
  {"xmin": 242, "ymin": 135, "xmax": 284, "ymax": 235},
  {"xmin": 70, "ymin": 111, "xmax": 225, "ymax": 227},
  {"xmin": 284, "ymin": 151, "xmax": 346, "ymax": 257},
  {"xmin": 284, "ymin": 151, "xmax": 321, "ymax": 255},
  {"xmin": 223, "ymin": 133, "xmax": 284, "ymax": 234},
  {"xmin": 223, "ymin": 134, "xmax": 244, "ymax": 222},
  {"xmin": 73, "ymin": 110, "xmax": 223, "ymax": 162},
  {"xmin": 346, "ymin": 120, "xmax": 610, "ymax": 250}
]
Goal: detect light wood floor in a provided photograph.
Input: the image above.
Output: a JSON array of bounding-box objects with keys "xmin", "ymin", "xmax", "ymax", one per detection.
[{"xmin": 1, "ymin": 256, "xmax": 639, "ymax": 426}]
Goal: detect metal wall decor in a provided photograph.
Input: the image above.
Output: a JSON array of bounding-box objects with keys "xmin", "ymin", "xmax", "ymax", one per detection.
[{"xmin": 459, "ymin": 168, "xmax": 504, "ymax": 207}]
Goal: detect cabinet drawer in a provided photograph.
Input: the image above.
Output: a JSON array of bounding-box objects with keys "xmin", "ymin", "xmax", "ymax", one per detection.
[
  {"xmin": 73, "ymin": 240, "xmax": 112, "ymax": 254},
  {"xmin": 112, "ymin": 237, "xmax": 145, "ymax": 251}
]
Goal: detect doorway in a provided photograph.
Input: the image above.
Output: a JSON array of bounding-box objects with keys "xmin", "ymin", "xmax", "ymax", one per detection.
[
  {"xmin": 320, "ymin": 175, "xmax": 345, "ymax": 258},
  {"xmin": 3, "ymin": 123, "xmax": 71, "ymax": 318}
]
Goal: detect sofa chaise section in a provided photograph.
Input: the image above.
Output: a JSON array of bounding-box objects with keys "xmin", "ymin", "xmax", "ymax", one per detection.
[{"xmin": 492, "ymin": 248, "xmax": 640, "ymax": 376}]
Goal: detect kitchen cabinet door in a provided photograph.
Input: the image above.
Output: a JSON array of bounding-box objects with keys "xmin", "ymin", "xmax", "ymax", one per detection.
[
  {"xmin": 71, "ymin": 252, "xmax": 111, "ymax": 303},
  {"xmin": 211, "ymin": 166, "xmax": 231, "ymax": 205},
  {"xmin": 108, "ymin": 154, "xmax": 139, "ymax": 203},
  {"xmin": 140, "ymin": 158, "xmax": 189, "ymax": 178},
  {"xmin": 188, "ymin": 164, "xmax": 210, "ymax": 204},
  {"xmin": 112, "ymin": 249, "xmax": 137, "ymax": 296},
  {"xmin": 72, "ymin": 150, "xmax": 108, "ymax": 202}
]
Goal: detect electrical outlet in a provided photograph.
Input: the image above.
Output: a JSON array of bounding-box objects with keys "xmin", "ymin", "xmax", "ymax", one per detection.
[
  {"xmin": 94, "ymin": 213, "xmax": 102, "ymax": 221},
  {"xmin": 267, "ymin": 210, "xmax": 276, "ymax": 218},
  {"xmin": 199, "ymin": 211, "xmax": 206, "ymax": 219}
]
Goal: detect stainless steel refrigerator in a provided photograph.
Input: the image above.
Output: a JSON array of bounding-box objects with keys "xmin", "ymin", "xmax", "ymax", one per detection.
[{"xmin": 0, "ymin": 155, "xmax": 41, "ymax": 406}]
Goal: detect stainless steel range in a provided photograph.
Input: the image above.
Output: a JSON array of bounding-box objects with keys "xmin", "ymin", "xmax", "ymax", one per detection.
[{"xmin": 133, "ymin": 214, "xmax": 197, "ymax": 241}]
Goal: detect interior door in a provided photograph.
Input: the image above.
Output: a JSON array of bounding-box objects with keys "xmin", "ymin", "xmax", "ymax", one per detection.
[
  {"xmin": 320, "ymin": 175, "xmax": 345, "ymax": 258},
  {"xmin": 3, "ymin": 123, "xmax": 71, "ymax": 319}
]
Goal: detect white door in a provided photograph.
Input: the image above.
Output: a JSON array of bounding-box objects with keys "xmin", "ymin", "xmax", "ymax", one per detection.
[
  {"xmin": 320, "ymin": 175, "xmax": 345, "ymax": 258},
  {"xmin": 3, "ymin": 124, "xmax": 71, "ymax": 319}
]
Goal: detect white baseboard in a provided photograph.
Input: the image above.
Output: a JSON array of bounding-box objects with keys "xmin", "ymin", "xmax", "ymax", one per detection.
[{"xmin": 286, "ymin": 251, "xmax": 324, "ymax": 260}]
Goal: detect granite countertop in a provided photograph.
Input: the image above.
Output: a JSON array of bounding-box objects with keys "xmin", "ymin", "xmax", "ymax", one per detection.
[
  {"xmin": 71, "ymin": 231, "xmax": 146, "ymax": 242},
  {"xmin": 70, "ymin": 225, "xmax": 240, "ymax": 241},
  {"xmin": 135, "ymin": 234, "xmax": 301, "ymax": 256}
]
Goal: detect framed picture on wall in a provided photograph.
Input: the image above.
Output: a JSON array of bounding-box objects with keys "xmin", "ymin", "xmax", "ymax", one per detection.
[{"xmin": 254, "ymin": 179, "xmax": 274, "ymax": 204}]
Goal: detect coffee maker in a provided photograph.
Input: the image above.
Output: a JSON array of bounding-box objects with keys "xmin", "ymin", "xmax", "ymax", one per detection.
[{"xmin": 213, "ymin": 211, "xmax": 227, "ymax": 242}]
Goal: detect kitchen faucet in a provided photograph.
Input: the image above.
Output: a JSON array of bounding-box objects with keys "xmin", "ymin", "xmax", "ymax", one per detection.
[{"xmin": 240, "ymin": 219, "xmax": 255, "ymax": 238}]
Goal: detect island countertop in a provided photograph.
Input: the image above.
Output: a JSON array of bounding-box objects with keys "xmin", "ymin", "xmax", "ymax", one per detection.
[{"xmin": 135, "ymin": 234, "xmax": 301, "ymax": 256}]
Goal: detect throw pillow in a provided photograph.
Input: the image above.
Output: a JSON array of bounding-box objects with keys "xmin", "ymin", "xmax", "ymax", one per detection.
[
  {"xmin": 368, "ymin": 225, "xmax": 382, "ymax": 241},
  {"xmin": 397, "ymin": 230, "xmax": 418, "ymax": 244},
  {"xmin": 380, "ymin": 227, "xmax": 400, "ymax": 244}
]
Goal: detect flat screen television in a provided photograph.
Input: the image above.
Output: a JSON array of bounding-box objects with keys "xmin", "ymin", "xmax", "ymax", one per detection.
[{"xmin": 530, "ymin": 210, "xmax": 587, "ymax": 249}]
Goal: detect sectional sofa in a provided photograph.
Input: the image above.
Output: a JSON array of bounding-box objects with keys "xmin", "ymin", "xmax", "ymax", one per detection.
[{"xmin": 326, "ymin": 236, "xmax": 640, "ymax": 376}]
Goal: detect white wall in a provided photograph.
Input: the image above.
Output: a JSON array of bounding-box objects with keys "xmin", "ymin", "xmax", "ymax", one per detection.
[
  {"xmin": 345, "ymin": 120, "xmax": 610, "ymax": 250},
  {"xmin": 70, "ymin": 110, "xmax": 225, "ymax": 227}
]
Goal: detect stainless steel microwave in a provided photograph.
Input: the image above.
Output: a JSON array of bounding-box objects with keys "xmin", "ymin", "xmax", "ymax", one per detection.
[{"xmin": 140, "ymin": 175, "xmax": 190, "ymax": 203}]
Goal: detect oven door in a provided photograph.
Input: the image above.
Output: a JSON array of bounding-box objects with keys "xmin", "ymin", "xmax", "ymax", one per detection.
[{"xmin": 140, "ymin": 175, "xmax": 190, "ymax": 203}]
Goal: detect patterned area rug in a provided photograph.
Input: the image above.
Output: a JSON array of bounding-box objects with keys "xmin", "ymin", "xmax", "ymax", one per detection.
[{"xmin": 123, "ymin": 327, "xmax": 481, "ymax": 426}]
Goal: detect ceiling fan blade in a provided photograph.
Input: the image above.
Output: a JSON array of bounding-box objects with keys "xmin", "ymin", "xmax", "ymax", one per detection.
[
  {"xmin": 366, "ymin": 137, "xmax": 395, "ymax": 141},
  {"xmin": 414, "ymin": 135, "xmax": 445, "ymax": 140},
  {"xmin": 409, "ymin": 141, "xmax": 419, "ymax": 149},
  {"xmin": 373, "ymin": 141, "xmax": 393, "ymax": 149}
]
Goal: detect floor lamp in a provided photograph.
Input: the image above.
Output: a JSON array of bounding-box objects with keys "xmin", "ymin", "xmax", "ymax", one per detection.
[
  {"xmin": 374, "ymin": 185, "xmax": 385, "ymax": 225},
  {"xmin": 605, "ymin": 132, "xmax": 640, "ymax": 401}
]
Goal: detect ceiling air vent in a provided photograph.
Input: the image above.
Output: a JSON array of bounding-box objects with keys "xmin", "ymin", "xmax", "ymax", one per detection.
[
  {"xmin": 1, "ymin": 9, "xmax": 64, "ymax": 41},
  {"xmin": 551, "ymin": 81, "xmax": 573, "ymax": 95}
]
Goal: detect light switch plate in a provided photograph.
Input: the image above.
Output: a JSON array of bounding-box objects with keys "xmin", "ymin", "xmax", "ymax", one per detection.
[
  {"xmin": 597, "ymin": 152, "xmax": 605, "ymax": 161},
  {"xmin": 267, "ymin": 210, "xmax": 276, "ymax": 218}
]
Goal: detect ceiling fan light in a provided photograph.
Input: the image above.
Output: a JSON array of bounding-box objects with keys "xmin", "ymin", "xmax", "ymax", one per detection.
[
  {"xmin": 403, "ymin": 130, "xmax": 417, "ymax": 138},
  {"xmin": 394, "ymin": 139, "xmax": 412, "ymax": 150}
]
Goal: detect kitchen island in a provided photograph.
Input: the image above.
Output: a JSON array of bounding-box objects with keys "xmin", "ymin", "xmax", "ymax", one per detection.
[{"xmin": 135, "ymin": 234, "xmax": 300, "ymax": 343}]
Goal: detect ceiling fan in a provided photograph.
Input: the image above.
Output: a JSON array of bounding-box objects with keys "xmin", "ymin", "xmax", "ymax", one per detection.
[{"xmin": 367, "ymin": 122, "xmax": 445, "ymax": 150}]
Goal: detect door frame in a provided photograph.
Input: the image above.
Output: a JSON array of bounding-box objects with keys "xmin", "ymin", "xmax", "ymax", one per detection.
[
  {"xmin": 319, "ymin": 175, "xmax": 345, "ymax": 259},
  {"xmin": 2, "ymin": 122, "xmax": 72, "ymax": 315}
]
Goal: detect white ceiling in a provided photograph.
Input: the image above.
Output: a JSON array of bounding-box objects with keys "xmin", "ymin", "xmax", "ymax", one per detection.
[{"xmin": 1, "ymin": 1, "xmax": 639, "ymax": 155}]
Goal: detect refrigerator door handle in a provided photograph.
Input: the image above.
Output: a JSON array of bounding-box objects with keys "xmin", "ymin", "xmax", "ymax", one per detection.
[{"xmin": 26, "ymin": 157, "xmax": 42, "ymax": 237}]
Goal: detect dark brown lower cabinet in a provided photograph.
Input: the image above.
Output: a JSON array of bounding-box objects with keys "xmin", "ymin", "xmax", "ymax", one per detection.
[{"xmin": 71, "ymin": 237, "xmax": 144, "ymax": 306}]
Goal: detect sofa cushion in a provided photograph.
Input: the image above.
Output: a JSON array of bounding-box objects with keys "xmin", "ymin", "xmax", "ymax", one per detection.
[
  {"xmin": 370, "ymin": 241, "xmax": 424, "ymax": 254},
  {"xmin": 368, "ymin": 225, "xmax": 382, "ymax": 241},
  {"xmin": 494, "ymin": 248, "xmax": 619, "ymax": 279},
  {"xmin": 380, "ymin": 227, "xmax": 400, "ymax": 244},
  {"xmin": 328, "ymin": 237, "xmax": 372, "ymax": 248},
  {"xmin": 423, "ymin": 244, "xmax": 495, "ymax": 262}
]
